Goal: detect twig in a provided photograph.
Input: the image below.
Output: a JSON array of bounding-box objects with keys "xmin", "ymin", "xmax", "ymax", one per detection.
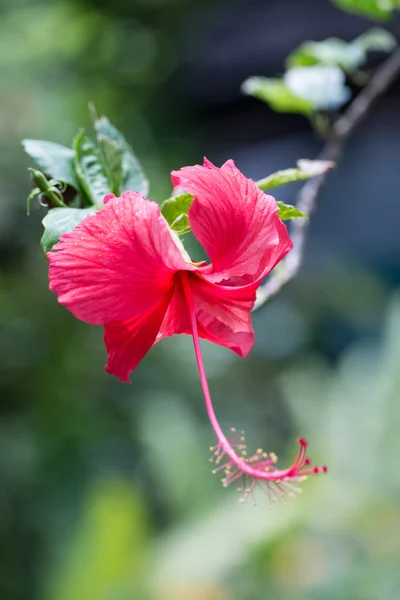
[{"xmin": 255, "ymin": 46, "xmax": 400, "ymax": 309}]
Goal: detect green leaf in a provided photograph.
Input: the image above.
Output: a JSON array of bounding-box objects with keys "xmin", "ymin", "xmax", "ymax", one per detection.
[
  {"xmin": 287, "ymin": 29, "xmax": 397, "ymax": 74},
  {"xmin": 91, "ymin": 110, "xmax": 149, "ymax": 196},
  {"xmin": 160, "ymin": 193, "xmax": 194, "ymax": 234},
  {"xmin": 22, "ymin": 139, "xmax": 78, "ymax": 188},
  {"xmin": 98, "ymin": 136, "xmax": 123, "ymax": 196},
  {"xmin": 73, "ymin": 130, "xmax": 111, "ymax": 207},
  {"xmin": 241, "ymin": 77, "xmax": 314, "ymax": 116},
  {"xmin": 353, "ymin": 27, "xmax": 397, "ymax": 54},
  {"xmin": 332, "ymin": 0, "xmax": 394, "ymax": 21},
  {"xmin": 257, "ymin": 159, "xmax": 334, "ymax": 191},
  {"xmin": 286, "ymin": 38, "xmax": 365, "ymax": 72},
  {"xmin": 41, "ymin": 207, "xmax": 96, "ymax": 254},
  {"xmin": 276, "ymin": 201, "xmax": 308, "ymax": 221}
]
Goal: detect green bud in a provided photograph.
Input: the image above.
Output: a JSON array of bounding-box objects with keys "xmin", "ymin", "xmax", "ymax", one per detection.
[{"xmin": 28, "ymin": 168, "xmax": 50, "ymax": 193}]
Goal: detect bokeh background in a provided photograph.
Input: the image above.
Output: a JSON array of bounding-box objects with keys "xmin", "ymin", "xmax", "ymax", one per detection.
[{"xmin": 1, "ymin": 0, "xmax": 400, "ymax": 599}]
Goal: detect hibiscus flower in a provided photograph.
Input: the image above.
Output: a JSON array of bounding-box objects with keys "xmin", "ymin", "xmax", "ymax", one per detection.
[{"xmin": 48, "ymin": 158, "xmax": 326, "ymax": 502}]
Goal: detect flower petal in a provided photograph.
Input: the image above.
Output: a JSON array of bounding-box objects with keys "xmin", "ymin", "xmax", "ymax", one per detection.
[
  {"xmin": 171, "ymin": 159, "xmax": 292, "ymax": 283},
  {"xmin": 198, "ymin": 311, "xmax": 254, "ymax": 358},
  {"xmin": 215, "ymin": 213, "xmax": 293, "ymax": 287},
  {"xmin": 158, "ymin": 272, "xmax": 256, "ymax": 358},
  {"xmin": 104, "ymin": 291, "xmax": 172, "ymax": 382},
  {"xmin": 48, "ymin": 191, "xmax": 189, "ymax": 324}
]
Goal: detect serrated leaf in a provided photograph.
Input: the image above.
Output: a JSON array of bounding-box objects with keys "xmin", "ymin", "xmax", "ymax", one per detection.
[
  {"xmin": 73, "ymin": 131, "xmax": 111, "ymax": 207},
  {"xmin": 332, "ymin": 0, "xmax": 394, "ymax": 20},
  {"xmin": 276, "ymin": 201, "xmax": 308, "ymax": 220},
  {"xmin": 160, "ymin": 193, "xmax": 194, "ymax": 233},
  {"xmin": 286, "ymin": 38, "xmax": 365, "ymax": 72},
  {"xmin": 257, "ymin": 159, "xmax": 334, "ymax": 191},
  {"xmin": 22, "ymin": 139, "xmax": 78, "ymax": 188},
  {"xmin": 92, "ymin": 113, "xmax": 149, "ymax": 196},
  {"xmin": 41, "ymin": 207, "xmax": 96, "ymax": 254},
  {"xmin": 241, "ymin": 77, "xmax": 314, "ymax": 115}
]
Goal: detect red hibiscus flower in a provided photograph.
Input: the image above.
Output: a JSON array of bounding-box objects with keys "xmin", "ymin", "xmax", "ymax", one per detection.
[{"xmin": 48, "ymin": 158, "xmax": 326, "ymax": 502}]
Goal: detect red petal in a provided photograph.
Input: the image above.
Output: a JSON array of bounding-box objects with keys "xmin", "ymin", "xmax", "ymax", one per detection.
[
  {"xmin": 104, "ymin": 291, "xmax": 172, "ymax": 382},
  {"xmin": 158, "ymin": 273, "xmax": 256, "ymax": 358},
  {"xmin": 48, "ymin": 192, "xmax": 189, "ymax": 324},
  {"xmin": 171, "ymin": 159, "xmax": 292, "ymax": 284},
  {"xmin": 197, "ymin": 309, "xmax": 254, "ymax": 358}
]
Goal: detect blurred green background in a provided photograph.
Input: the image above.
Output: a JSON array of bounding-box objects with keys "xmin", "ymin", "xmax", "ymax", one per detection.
[{"xmin": 1, "ymin": 0, "xmax": 400, "ymax": 599}]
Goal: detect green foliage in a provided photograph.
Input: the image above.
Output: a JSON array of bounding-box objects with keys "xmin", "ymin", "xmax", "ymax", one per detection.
[
  {"xmin": 23, "ymin": 107, "xmax": 148, "ymax": 209},
  {"xmin": 246, "ymin": 26, "xmax": 396, "ymax": 117},
  {"xmin": 160, "ymin": 192, "xmax": 194, "ymax": 234},
  {"xmin": 73, "ymin": 130, "xmax": 111, "ymax": 207},
  {"xmin": 243, "ymin": 65, "xmax": 351, "ymax": 114},
  {"xmin": 41, "ymin": 207, "xmax": 96, "ymax": 253},
  {"xmin": 276, "ymin": 201, "xmax": 308, "ymax": 220},
  {"xmin": 92, "ymin": 109, "xmax": 149, "ymax": 197},
  {"xmin": 22, "ymin": 140, "xmax": 78, "ymax": 188},
  {"xmin": 257, "ymin": 160, "xmax": 334, "ymax": 191},
  {"xmin": 287, "ymin": 38, "xmax": 364, "ymax": 72},
  {"xmin": 332, "ymin": 0, "xmax": 400, "ymax": 20},
  {"xmin": 356, "ymin": 27, "xmax": 397, "ymax": 53},
  {"xmin": 241, "ymin": 77, "xmax": 314, "ymax": 115},
  {"xmin": 47, "ymin": 478, "xmax": 150, "ymax": 600},
  {"xmin": 24, "ymin": 109, "xmax": 150, "ymax": 253},
  {"xmin": 287, "ymin": 28, "xmax": 396, "ymax": 72},
  {"xmin": 97, "ymin": 136, "xmax": 123, "ymax": 197},
  {"xmin": 27, "ymin": 168, "xmax": 68, "ymax": 214}
]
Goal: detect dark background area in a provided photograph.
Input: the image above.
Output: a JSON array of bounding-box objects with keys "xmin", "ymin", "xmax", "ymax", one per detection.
[{"xmin": 1, "ymin": 1, "xmax": 400, "ymax": 599}]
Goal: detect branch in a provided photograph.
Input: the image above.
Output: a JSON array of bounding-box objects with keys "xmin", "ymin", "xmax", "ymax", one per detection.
[{"xmin": 255, "ymin": 46, "xmax": 400, "ymax": 309}]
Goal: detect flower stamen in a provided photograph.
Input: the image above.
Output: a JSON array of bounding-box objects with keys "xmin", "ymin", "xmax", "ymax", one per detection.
[{"xmin": 181, "ymin": 271, "xmax": 327, "ymax": 505}]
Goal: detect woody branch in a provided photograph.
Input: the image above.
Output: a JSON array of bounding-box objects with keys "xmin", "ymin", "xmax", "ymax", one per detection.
[{"xmin": 256, "ymin": 45, "xmax": 400, "ymax": 309}]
